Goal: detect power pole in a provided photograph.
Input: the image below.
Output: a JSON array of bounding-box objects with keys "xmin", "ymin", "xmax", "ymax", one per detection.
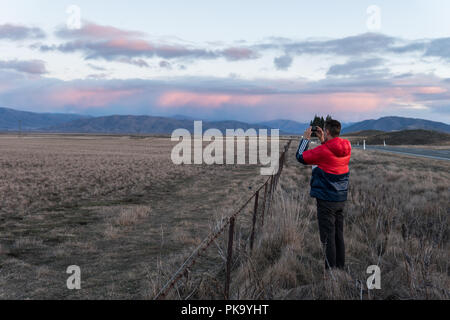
[{"xmin": 18, "ymin": 120, "xmax": 22, "ymax": 138}]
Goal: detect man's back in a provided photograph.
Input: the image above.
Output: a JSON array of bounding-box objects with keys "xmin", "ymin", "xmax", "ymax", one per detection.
[
  {"xmin": 299, "ymin": 137, "xmax": 352, "ymax": 202},
  {"xmin": 303, "ymin": 137, "xmax": 351, "ymax": 174}
]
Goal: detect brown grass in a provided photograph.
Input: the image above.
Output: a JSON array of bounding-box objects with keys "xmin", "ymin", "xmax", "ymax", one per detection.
[
  {"xmin": 220, "ymin": 145, "xmax": 449, "ymax": 300},
  {"xmin": 0, "ymin": 134, "xmax": 282, "ymax": 299},
  {"xmin": 148, "ymin": 140, "xmax": 449, "ymax": 300},
  {"xmin": 1, "ymin": 135, "xmax": 448, "ymax": 299}
]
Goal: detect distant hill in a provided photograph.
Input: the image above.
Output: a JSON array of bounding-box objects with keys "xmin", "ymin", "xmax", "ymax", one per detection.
[
  {"xmin": 343, "ymin": 130, "xmax": 386, "ymax": 137},
  {"xmin": 0, "ymin": 107, "xmax": 90, "ymax": 131},
  {"xmin": 341, "ymin": 122, "xmax": 355, "ymax": 129},
  {"xmin": 342, "ymin": 116, "xmax": 450, "ymax": 134},
  {"xmin": 2, "ymin": 107, "xmax": 449, "ymax": 137},
  {"xmin": 347, "ymin": 129, "xmax": 450, "ymax": 145},
  {"xmin": 170, "ymin": 114, "xmax": 198, "ymax": 121},
  {"xmin": 42, "ymin": 115, "xmax": 284, "ymax": 135}
]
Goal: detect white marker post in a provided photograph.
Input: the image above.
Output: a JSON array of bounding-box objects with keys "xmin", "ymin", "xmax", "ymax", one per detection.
[
  {"xmin": 363, "ymin": 140, "xmax": 366, "ymax": 150},
  {"xmin": 384, "ymin": 140, "xmax": 386, "ymax": 147}
]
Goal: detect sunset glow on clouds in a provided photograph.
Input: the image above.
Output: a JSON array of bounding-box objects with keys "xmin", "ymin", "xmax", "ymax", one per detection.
[
  {"xmin": 158, "ymin": 91, "xmax": 264, "ymax": 109},
  {"xmin": 0, "ymin": 0, "xmax": 449, "ymax": 123},
  {"xmin": 48, "ymin": 87, "xmax": 143, "ymax": 108}
]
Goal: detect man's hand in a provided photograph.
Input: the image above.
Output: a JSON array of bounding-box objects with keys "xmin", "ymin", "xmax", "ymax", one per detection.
[
  {"xmin": 316, "ymin": 127, "xmax": 325, "ymax": 143},
  {"xmin": 303, "ymin": 127, "xmax": 312, "ymax": 140}
]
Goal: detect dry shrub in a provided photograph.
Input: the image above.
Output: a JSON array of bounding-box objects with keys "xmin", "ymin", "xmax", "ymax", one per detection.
[{"xmin": 113, "ymin": 206, "xmax": 149, "ymax": 227}]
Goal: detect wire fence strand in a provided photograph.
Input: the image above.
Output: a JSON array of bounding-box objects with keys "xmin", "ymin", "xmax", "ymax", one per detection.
[{"xmin": 153, "ymin": 139, "xmax": 292, "ymax": 300}]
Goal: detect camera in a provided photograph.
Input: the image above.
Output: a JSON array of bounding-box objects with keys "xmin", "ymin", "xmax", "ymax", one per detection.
[{"xmin": 311, "ymin": 126, "xmax": 318, "ymax": 137}]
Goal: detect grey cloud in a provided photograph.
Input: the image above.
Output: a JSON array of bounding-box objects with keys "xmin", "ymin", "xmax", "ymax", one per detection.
[
  {"xmin": 42, "ymin": 22, "xmax": 450, "ymax": 69},
  {"xmin": 256, "ymin": 33, "xmax": 397, "ymax": 56},
  {"xmin": 220, "ymin": 47, "xmax": 259, "ymax": 61},
  {"xmin": 274, "ymin": 55, "xmax": 293, "ymax": 70},
  {"xmin": 425, "ymin": 37, "xmax": 450, "ymax": 60},
  {"xmin": 38, "ymin": 39, "xmax": 257, "ymax": 64},
  {"xmin": 0, "ymin": 24, "xmax": 46, "ymax": 40},
  {"xmin": 327, "ymin": 58, "xmax": 386, "ymax": 76},
  {"xmin": 390, "ymin": 42, "xmax": 427, "ymax": 54},
  {"xmin": 55, "ymin": 21, "xmax": 145, "ymax": 40},
  {"xmin": 159, "ymin": 60, "xmax": 171, "ymax": 69},
  {"xmin": 413, "ymin": 91, "xmax": 450, "ymax": 102},
  {"xmin": 87, "ymin": 63, "xmax": 107, "ymax": 71},
  {"xmin": 254, "ymin": 33, "xmax": 450, "ymax": 62},
  {"xmin": 87, "ymin": 73, "xmax": 109, "ymax": 79},
  {"xmin": 40, "ymin": 22, "xmax": 258, "ymax": 66},
  {"xmin": 0, "ymin": 59, "xmax": 47, "ymax": 75},
  {"xmin": 116, "ymin": 58, "xmax": 149, "ymax": 68}
]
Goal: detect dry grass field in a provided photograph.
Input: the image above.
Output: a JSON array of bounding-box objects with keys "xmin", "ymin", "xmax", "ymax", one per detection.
[
  {"xmin": 0, "ymin": 134, "xmax": 448, "ymax": 299},
  {"xmin": 0, "ymin": 134, "xmax": 280, "ymax": 299},
  {"xmin": 226, "ymin": 147, "xmax": 450, "ymax": 300},
  {"xmin": 149, "ymin": 141, "xmax": 450, "ymax": 300}
]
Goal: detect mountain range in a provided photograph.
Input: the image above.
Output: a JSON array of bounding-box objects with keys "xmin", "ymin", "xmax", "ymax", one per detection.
[
  {"xmin": 341, "ymin": 116, "xmax": 450, "ymax": 134},
  {"xmin": 1, "ymin": 107, "xmax": 449, "ymax": 135},
  {"xmin": 42, "ymin": 115, "xmax": 280, "ymax": 135},
  {"xmin": 0, "ymin": 107, "xmax": 89, "ymax": 130}
]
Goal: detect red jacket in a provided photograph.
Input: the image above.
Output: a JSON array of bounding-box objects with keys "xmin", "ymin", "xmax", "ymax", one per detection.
[
  {"xmin": 303, "ymin": 137, "xmax": 351, "ymax": 174},
  {"xmin": 296, "ymin": 137, "xmax": 352, "ymax": 202}
]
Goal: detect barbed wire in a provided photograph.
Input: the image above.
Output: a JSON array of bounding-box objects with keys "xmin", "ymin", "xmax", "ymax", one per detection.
[{"xmin": 153, "ymin": 139, "xmax": 292, "ymax": 300}]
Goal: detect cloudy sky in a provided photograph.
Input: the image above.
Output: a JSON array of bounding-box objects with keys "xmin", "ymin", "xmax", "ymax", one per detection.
[{"xmin": 1, "ymin": 0, "xmax": 450, "ymax": 123}]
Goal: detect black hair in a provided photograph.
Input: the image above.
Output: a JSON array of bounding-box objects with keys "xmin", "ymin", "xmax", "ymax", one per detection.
[{"xmin": 325, "ymin": 119, "xmax": 341, "ymax": 137}]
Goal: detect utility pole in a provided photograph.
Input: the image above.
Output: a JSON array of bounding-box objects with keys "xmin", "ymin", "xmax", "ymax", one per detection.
[{"xmin": 18, "ymin": 120, "xmax": 22, "ymax": 138}]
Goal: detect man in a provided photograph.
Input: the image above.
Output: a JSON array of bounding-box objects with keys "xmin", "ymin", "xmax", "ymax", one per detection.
[{"xmin": 295, "ymin": 120, "xmax": 352, "ymax": 270}]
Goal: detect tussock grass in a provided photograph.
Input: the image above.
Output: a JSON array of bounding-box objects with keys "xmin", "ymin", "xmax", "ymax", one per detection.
[
  {"xmin": 151, "ymin": 141, "xmax": 449, "ymax": 300},
  {"xmin": 1, "ymin": 135, "xmax": 447, "ymax": 299},
  {"xmin": 0, "ymin": 135, "xmax": 280, "ymax": 299},
  {"xmin": 220, "ymin": 145, "xmax": 450, "ymax": 300}
]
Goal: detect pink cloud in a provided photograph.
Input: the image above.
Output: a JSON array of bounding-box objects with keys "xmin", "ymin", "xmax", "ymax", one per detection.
[
  {"xmin": 325, "ymin": 93, "xmax": 384, "ymax": 111},
  {"xmin": 105, "ymin": 38, "xmax": 154, "ymax": 52},
  {"xmin": 221, "ymin": 47, "xmax": 259, "ymax": 61},
  {"xmin": 158, "ymin": 91, "xmax": 264, "ymax": 108},
  {"xmin": 48, "ymin": 87, "xmax": 140, "ymax": 108},
  {"xmin": 157, "ymin": 90, "xmax": 399, "ymax": 117},
  {"xmin": 57, "ymin": 21, "xmax": 145, "ymax": 40},
  {"xmin": 414, "ymin": 86, "xmax": 447, "ymax": 94},
  {"xmin": 49, "ymin": 21, "xmax": 256, "ymax": 63}
]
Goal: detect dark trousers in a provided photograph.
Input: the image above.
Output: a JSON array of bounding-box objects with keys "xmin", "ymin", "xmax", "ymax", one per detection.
[{"xmin": 316, "ymin": 199, "xmax": 346, "ymax": 270}]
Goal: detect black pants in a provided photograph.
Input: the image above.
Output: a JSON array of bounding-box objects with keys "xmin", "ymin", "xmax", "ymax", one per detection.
[{"xmin": 316, "ymin": 199, "xmax": 346, "ymax": 270}]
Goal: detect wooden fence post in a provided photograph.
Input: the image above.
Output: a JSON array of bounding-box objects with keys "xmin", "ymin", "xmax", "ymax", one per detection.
[
  {"xmin": 250, "ymin": 190, "xmax": 259, "ymax": 251},
  {"xmin": 267, "ymin": 175, "xmax": 274, "ymax": 217},
  {"xmin": 260, "ymin": 182, "xmax": 268, "ymax": 227},
  {"xmin": 225, "ymin": 217, "xmax": 235, "ymax": 300}
]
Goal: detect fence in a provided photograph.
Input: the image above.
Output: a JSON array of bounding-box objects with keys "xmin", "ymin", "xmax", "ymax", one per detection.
[{"xmin": 153, "ymin": 139, "xmax": 292, "ymax": 300}]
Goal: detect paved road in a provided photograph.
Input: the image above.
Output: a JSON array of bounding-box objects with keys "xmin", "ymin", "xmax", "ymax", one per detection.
[{"xmin": 353, "ymin": 145, "xmax": 450, "ymax": 161}]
